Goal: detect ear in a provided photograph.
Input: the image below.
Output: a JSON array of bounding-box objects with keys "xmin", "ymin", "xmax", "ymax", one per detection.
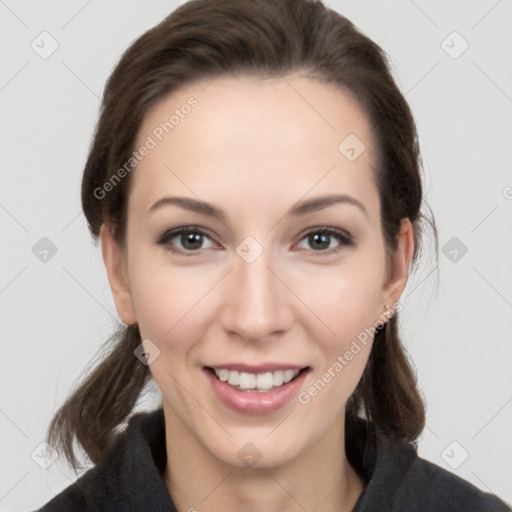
[
  {"xmin": 100, "ymin": 223, "xmax": 137, "ymax": 325},
  {"xmin": 380, "ymin": 218, "xmax": 415, "ymax": 313}
]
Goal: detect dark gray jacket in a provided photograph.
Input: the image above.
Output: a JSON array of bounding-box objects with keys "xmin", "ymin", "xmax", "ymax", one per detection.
[{"xmin": 38, "ymin": 408, "xmax": 511, "ymax": 511}]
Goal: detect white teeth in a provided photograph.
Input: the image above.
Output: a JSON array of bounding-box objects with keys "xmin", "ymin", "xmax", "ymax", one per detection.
[
  {"xmin": 239, "ymin": 372, "xmax": 256, "ymax": 390},
  {"xmin": 256, "ymin": 372, "xmax": 274, "ymax": 389},
  {"xmin": 213, "ymin": 368, "xmax": 302, "ymax": 391},
  {"xmin": 217, "ymin": 369, "xmax": 229, "ymax": 382},
  {"xmin": 283, "ymin": 369, "xmax": 296, "ymax": 383},
  {"xmin": 227, "ymin": 370, "xmax": 240, "ymax": 386},
  {"xmin": 273, "ymin": 370, "xmax": 284, "ymax": 387}
]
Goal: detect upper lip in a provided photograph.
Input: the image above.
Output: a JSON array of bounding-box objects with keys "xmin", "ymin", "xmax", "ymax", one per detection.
[{"xmin": 205, "ymin": 363, "xmax": 309, "ymax": 373}]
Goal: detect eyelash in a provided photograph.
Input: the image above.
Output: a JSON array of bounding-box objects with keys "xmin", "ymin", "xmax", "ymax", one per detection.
[{"xmin": 156, "ymin": 225, "xmax": 355, "ymax": 257}]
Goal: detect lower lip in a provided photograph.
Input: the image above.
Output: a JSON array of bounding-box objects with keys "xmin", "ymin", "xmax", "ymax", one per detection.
[{"xmin": 203, "ymin": 367, "xmax": 309, "ymax": 415}]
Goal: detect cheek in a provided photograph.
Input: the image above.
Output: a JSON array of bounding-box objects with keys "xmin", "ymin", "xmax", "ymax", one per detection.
[
  {"xmin": 127, "ymin": 248, "xmax": 221, "ymax": 353},
  {"xmin": 127, "ymin": 232, "xmax": 386, "ymax": 355},
  {"xmin": 127, "ymin": 250, "xmax": 185, "ymax": 341},
  {"xmin": 291, "ymin": 253, "xmax": 386, "ymax": 346},
  {"xmin": 295, "ymin": 261, "xmax": 384, "ymax": 412}
]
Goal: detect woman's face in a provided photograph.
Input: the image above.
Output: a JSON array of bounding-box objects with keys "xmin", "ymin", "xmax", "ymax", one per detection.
[{"xmin": 102, "ymin": 74, "xmax": 413, "ymax": 468}]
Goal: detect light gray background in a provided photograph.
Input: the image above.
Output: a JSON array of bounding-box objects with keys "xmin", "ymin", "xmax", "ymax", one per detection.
[{"xmin": 1, "ymin": 0, "xmax": 511, "ymax": 509}]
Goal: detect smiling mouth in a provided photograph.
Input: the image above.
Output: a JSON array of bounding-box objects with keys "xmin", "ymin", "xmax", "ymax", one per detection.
[{"xmin": 205, "ymin": 366, "xmax": 310, "ymax": 392}]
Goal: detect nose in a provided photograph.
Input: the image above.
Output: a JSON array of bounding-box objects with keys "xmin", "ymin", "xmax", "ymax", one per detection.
[{"xmin": 219, "ymin": 246, "xmax": 294, "ymax": 343}]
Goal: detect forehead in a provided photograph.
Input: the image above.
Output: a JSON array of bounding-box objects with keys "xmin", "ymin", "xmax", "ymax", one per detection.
[{"xmin": 131, "ymin": 74, "xmax": 379, "ymax": 220}]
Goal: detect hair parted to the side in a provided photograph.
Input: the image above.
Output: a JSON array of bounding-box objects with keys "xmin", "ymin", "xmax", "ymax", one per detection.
[{"xmin": 48, "ymin": 0, "xmax": 437, "ymax": 469}]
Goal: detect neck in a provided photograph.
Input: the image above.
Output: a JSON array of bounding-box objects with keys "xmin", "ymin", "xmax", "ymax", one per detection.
[{"xmin": 162, "ymin": 408, "xmax": 365, "ymax": 512}]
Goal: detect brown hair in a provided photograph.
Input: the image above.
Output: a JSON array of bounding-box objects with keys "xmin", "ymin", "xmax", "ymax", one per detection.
[{"xmin": 48, "ymin": 0, "xmax": 436, "ymax": 469}]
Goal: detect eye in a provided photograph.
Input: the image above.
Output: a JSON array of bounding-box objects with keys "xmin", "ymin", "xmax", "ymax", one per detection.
[
  {"xmin": 296, "ymin": 228, "xmax": 355, "ymax": 253},
  {"xmin": 157, "ymin": 226, "xmax": 355, "ymax": 256},
  {"xmin": 157, "ymin": 227, "xmax": 217, "ymax": 254}
]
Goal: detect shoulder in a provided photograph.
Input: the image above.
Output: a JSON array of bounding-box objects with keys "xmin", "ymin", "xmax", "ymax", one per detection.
[
  {"xmin": 349, "ymin": 419, "xmax": 510, "ymax": 512},
  {"xmin": 37, "ymin": 485, "xmax": 87, "ymax": 512},
  {"xmin": 35, "ymin": 409, "xmax": 172, "ymax": 511},
  {"xmin": 395, "ymin": 454, "xmax": 511, "ymax": 511}
]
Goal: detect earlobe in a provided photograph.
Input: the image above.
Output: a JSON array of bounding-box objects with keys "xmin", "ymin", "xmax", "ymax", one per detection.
[
  {"xmin": 380, "ymin": 218, "xmax": 415, "ymax": 312},
  {"xmin": 100, "ymin": 224, "xmax": 137, "ymax": 325}
]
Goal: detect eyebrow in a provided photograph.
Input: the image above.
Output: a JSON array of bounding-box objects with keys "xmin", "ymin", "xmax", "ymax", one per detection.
[{"xmin": 148, "ymin": 193, "xmax": 368, "ymax": 220}]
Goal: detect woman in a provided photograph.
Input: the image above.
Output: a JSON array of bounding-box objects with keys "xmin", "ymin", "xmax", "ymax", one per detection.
[{"xmin": 38, "ymin": 0, "xmax": 510, "ymax": 510}]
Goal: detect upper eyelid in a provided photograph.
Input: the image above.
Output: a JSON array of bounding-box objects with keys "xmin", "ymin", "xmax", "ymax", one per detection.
[{"xmin": 159, "ymin": 226, "xmax": 354, "ymax": 250}]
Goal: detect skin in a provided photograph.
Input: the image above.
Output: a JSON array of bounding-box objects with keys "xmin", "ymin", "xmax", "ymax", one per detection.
[{"xmin": 101, "ymin": 74, "xmax": 414, "ymax": 512}]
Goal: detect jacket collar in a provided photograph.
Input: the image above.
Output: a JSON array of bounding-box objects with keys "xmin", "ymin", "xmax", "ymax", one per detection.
[{"xmin": 73, "ymin": 408, "xmax": 416, "ymax": 511}]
